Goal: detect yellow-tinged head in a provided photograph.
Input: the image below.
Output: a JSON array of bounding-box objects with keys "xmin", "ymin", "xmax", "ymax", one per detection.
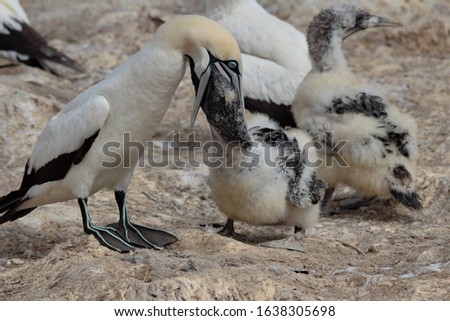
[
  {"xmin": 155, "ymin": 15, "xmax": 244, "ymax": 127},
  {"xmin": 156, "ymin": 15, "xmax": 242, "ymax": 74}
]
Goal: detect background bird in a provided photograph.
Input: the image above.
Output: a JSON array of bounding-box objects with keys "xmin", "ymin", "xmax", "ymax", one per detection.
[
  {"xmin": 205, "ymin": 0, "xmax": 311, "ymax": 127},
  {"xmin": 199, "ymin": 62, "xmax": 321, "ymax": 251},
  {"xmin": 0, "ymin": 15, "xmax": 244, "ymax": 252},
  {"xmin": 0, "ymin": 0, "xmax": 83, "ymax": 75},
  {"xmin": 292, "ymin": 4, "xmax": 422, "ymax": 211}
]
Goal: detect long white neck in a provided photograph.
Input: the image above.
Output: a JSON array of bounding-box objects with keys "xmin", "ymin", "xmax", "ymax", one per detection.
[
  {"xmin": 91, "ymin": 37, "xmax": 187, "ymax": 144},
  {"xmin": 104, "ymin": 36, "xmax": 186, "ymax": 127}
]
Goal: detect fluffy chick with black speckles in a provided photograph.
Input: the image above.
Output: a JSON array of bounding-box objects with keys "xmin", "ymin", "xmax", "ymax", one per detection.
[
  {"xmin": 197, "ymin": 61, "xmax": 321, "ymax": 249},
  {"xmin": 292, "ymin": 4, "xmax": 422, "ymax": 211}
]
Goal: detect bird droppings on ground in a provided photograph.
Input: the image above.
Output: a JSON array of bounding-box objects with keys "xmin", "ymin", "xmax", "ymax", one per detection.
[{"xmin": 0, "ymin": 0, "xmax": 449, "ymax": 300}]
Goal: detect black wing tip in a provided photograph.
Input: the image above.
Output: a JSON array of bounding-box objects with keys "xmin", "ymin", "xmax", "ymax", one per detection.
[
  {"xmin": 0, "ymin": 207, "xmax": 36, "ymax": 224},
  {"xmin": 0, "ymin": 189, "xmax": 27, "ymax": 212},
  {"xmin": 0, "ymin": 189, "xmax": 32, "ymax": 224},
  {"xmin": 38, "ymin": 45, "xmax": 85, "ymax": 73},
  {"xmin": 390, "ymin": 189, "xmax": 423, "ymax": 210},
  {"xmin": 2, "ymin": 20, "xmax": 84, "ymax": 74}
]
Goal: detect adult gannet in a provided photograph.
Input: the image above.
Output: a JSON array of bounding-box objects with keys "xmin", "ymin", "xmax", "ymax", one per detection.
[
  {"xmin": 0, "ymin": 0, "xmax": 83, "ymax": 75},
  {"xmin": 199, "ymin": 63, "xmax": 321, "ymax": 251},
  {"xmin": 205, "ymin": 0, "xmax": 311, "ymax": 127},
  {"xmin": 292, "ymin": 4, "xmax": 422, "ymax": 211},
  {"xmin": 0, "ymin": 15, "xmax": 244, "ymax": 252}
]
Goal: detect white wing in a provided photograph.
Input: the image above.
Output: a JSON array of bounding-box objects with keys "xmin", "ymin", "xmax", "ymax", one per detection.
[
  {"xmin": 28, "ymin": 95, "xmax": 110, "ymax": 173},
  {"xmin": 242, "ymin": 53, "xmax": 302, "ymax": 106},
  {"xmin": 205, "ymin": 0, "xmax": 310, "ymax": 73},
  {"xmin": 206, "ymin": 0, "xmax": 311, "ymax": 112}
]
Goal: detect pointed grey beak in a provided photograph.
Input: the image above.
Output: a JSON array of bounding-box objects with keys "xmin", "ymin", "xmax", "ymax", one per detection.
[
  {"xmin": 367, "ymin": 15, "xmax": 402, "ymax": 28},
  {"xmin": 190, "ymin": 65, "xmax": 212, "ymax": 127},
  {"xmin": 344, "ymin": 14, "xmax": 402, "ymax": 40}
]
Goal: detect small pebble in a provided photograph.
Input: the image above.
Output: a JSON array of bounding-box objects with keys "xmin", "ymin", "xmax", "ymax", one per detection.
[{"xmin": 10, "ymin": 258, "xmax": 26, "ymax": 265}]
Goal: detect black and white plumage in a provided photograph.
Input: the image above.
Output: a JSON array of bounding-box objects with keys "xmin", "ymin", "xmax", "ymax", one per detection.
[
  {"xmin": 0, "ymin": 0, "xmax": 83, "ymax": 75},
  {"xmin": 198, "ymin": 64, "xmax": 321, "ymax": 250},
  {"xmin": 205, "ymin": 0, "xmax": 311, "ymax": 127},
  {"xmin": 292, "ymin": 4, "xmax": 422, "ymax": 210},
  {"xmin": 0, "ymin": 15, "xmax": 245, "ymax": 252}
]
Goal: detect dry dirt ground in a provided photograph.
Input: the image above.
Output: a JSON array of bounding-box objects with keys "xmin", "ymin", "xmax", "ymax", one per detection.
[{"xmin": 0, "ymin": 0, "xmax": 449, "ymax": 300}]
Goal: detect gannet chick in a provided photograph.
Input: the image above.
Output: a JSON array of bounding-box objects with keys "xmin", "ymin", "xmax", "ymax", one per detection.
[
  {"xmin": 0, "ymin": 0, "xmax": 83, "ymax": 75},
  {"xmin": 292, "ymin": 4, "xmax": 422, "ymax": 211},
  {"xmin": 199, "ymin": 64, "xmax": 321, "ymax": 251},
  {"xmin": 0, "ymin": 15, "xmax": 244, "ymax": 252},
  {"xmin": 205, "ymin": 0, "xmax": 311, "ymax": 127}
]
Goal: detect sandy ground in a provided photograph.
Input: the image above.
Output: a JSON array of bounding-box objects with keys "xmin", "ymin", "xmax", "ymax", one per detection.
[{"xmin": 0, "ymin": 0, "xmax": 449, "ymax": 300}]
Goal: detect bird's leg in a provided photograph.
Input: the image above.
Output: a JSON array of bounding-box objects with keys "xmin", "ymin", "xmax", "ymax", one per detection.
[
  {"xmin": 107, "ymin": 191, "xmax": 179, "ymax": 249},
  {"xmin": 259, "ymin": 225, "xmax": 307, "ymax": 253},
  {"xmin": 78, "ymin": 198, "xmax": 134, "ymax": 252},
  {"xmin": 338, "ymin": 194, "xmax": 377, "ymax": 210},
  {"xmin": 321, "ymin": 187, "xmax": 376, "ymax": 213},
  {"xmin": 218, "ymin": 218, "xmax": 247, "ymax": 242},
  {"xmin": 321, "ymin": 186, "xmax": 335, "ymax": 212}
]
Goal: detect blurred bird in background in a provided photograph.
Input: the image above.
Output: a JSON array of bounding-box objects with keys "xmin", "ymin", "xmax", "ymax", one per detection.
[{"xmin": 0, "ymin": 0, "xmax": 83, "ymax": 76}]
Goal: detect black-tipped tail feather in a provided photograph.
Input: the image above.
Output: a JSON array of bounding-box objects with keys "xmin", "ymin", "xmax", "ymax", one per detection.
[
  {"xmin": 0, "ymin": 19, "xmax": 84, "ymax": 76},
  {"xmin": 0, "ymin": 189, "xmax": 35, "ymax": 224},
  {"xmin": 36, "ymin": 45, "xmax": 84, "ymax": 73},
  {"xmin": 19, "ymin": 47, "xmax": 84, "ymax": 77},
  {"xmin": 0, "ymin": 189, "xmax": 27, "ymax": 213},
  {"xmin": 390, "ymin": 189, "xmax": 423, "ymax": 210}
]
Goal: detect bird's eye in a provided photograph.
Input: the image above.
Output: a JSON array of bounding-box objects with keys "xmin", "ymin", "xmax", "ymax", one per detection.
[
  {"xmin": 227, "ymin": 60, "xmax": 238, "ymax": 69},
  {"xmin": 355, "ymin": 13, "xmax": 365, "ymax": 26}
]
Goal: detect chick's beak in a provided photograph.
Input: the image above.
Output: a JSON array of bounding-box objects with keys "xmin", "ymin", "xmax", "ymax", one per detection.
[
  {"xmin": 344, "ymin": 14, "xmax": 402, "ymax": 40},
  {"xmin": 367, "ymin": 15, "xmax": 402, "ymax": 28}
]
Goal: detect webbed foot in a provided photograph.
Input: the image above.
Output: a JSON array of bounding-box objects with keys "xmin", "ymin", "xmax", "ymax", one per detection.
[
  {"xmin": 218, "ymin": 218, "xmax": 248, "ymax": 242},
  {"xmin": 108, "ymin": 221, "xmax": 179, "ymax": 249},
  {"xmin": 86, "ymin": 225, "xmax": 135, "ymax": 252},
  {"xmin": 260, "ymin": 233, "xmax": 307, "ymax": 253}
]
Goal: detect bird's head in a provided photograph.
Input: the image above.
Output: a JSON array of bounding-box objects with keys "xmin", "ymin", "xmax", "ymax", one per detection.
[
  {"xmin": 309, "ymin": 4, "xmax": 402, "ymax": 42},
  {"xmin": 336, "ymin": 4, "xmax": 401, "ymax": 40},
  {"xmin": 307, "ymin": 4, "xmax": 401, "ymax": 71},
  {"xmin": 160, "ymin": 15, "xmax": 244, "ymax": 127}
]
